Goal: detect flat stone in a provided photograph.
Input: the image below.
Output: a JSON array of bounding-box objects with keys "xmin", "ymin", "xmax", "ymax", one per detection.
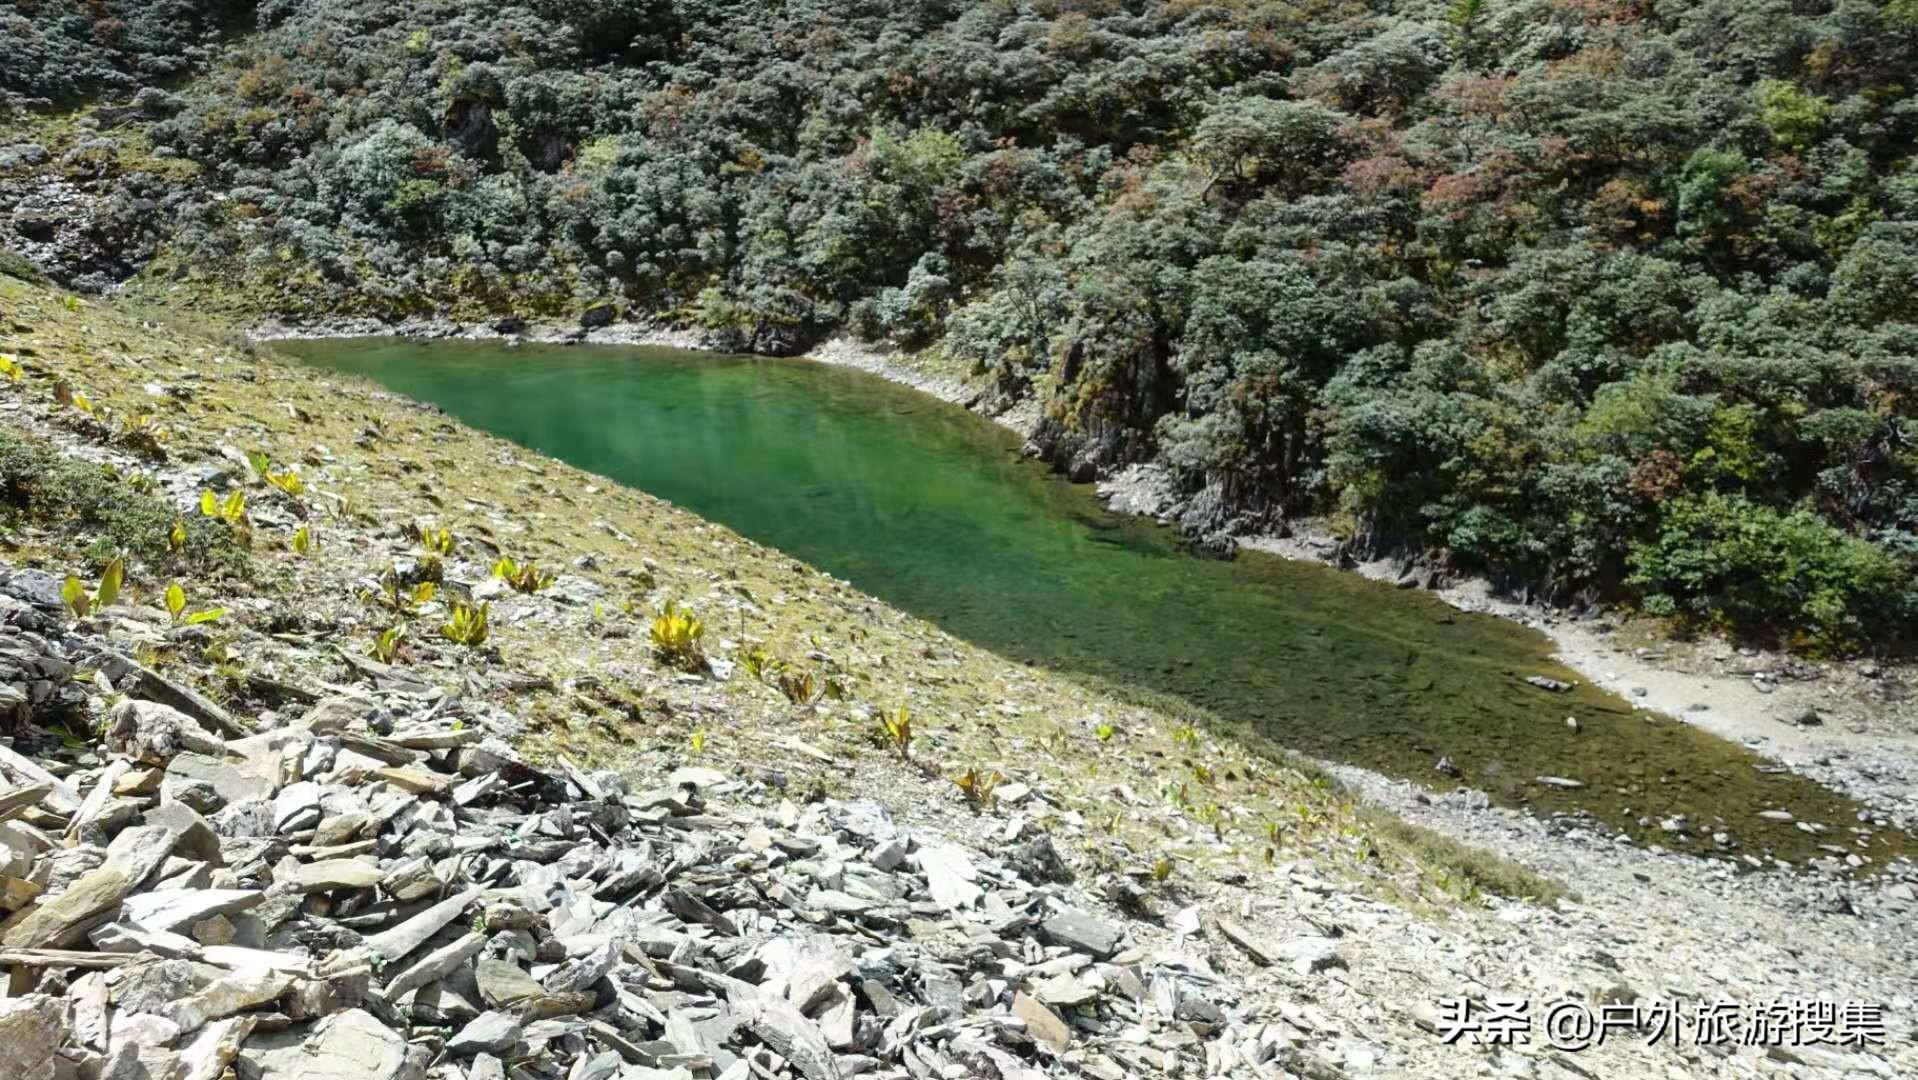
[
  {"xmin": 475, "ymin": 956, "xmax": 544, "ymax": 1009},
  {"xmin": 1042, "ymin": 909, "xmax": 1122, "ymax": 959},
  {"xmin": 359, "ymin": 886, "xmax": 481, "ymax": 967},
  {"xmin": 1011, "ymin": 991, "xmax": 1072, "ymax": 1053},
  {"xmin": 274, "ymin": 858, "xmax": 382, "ymax": 893},
  {"xmin": 446, "ymin": 1010, "xmax": 523, "ymax": 1056},
  {"xmin": 120, "ymin": 889, "xmax": 263, "ymax": 934},
  {"xmin": 158, "ymin": 966, "xmax": 293, "ymax": 1032},
  {"xmin": 176, "ymin": 1015, "xmax": 255, "ymax": 1080},
  {"xmin": 384, "ymin": 932, "xmax": 485, "ymax": 999},
  {"xmin": 166, "ymin": 753, "xmax": 272, "ymax": 808},
  {"xmin": 0, "ymin": 994, "xmax": 66, "ymax": 1080},
  {"xmin": 915, "ymin": 843, "xmax": 981, "ymax": 911},
  {"xmin": 543, "ymin": 940, "xmax": 617, "ymax": 993},
  {"xmin": 1033, "ymin": 971, "xmax": 1098, "ymax": 1008},
  {"xmin": 272, "ymin": 781, "xmax": 325, "ymax": 834},
  {"xmin": 239, "ymin": 1007, "xmax": 423, "ymax": 1080},
  {"xmin": 1274, "ymin": 936, "xmax": 1344, "ymax": 975},
  {"xmin": 3, "ymin": 867, "xmax": 131, "ymax": 948}
]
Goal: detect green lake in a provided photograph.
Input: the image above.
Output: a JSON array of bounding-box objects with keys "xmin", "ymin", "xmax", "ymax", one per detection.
[{"xmin": 287, "ymin": 338, "xmax": 1904, "ymax": 870}]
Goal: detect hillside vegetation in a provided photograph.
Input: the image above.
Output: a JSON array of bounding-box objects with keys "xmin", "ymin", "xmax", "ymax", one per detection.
[{"xmin": 4, "ymin": 0, "xmax": 1918, "ymax": 650}]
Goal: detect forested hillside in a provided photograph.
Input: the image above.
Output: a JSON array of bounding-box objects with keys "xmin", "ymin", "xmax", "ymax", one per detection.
[{"xmin": 5, "ymin": 0, "xmax": 1918, "ymax": 650}]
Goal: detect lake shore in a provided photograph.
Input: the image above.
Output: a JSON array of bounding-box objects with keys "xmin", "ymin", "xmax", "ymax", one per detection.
[{"xmin": 253, "ymin": 314, "xmax": 1917, "ymax": 831}]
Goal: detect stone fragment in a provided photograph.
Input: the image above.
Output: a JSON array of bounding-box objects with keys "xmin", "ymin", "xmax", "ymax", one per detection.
[
  {"xmin": 105, "ymin": 699, "xmax": 222, "ymax": 765},
  {"xmin": 177, "ymin": 1015, "xmax": 256, "ymax": 1080},
  {"xmin": 1011, "ymin": 991, "xmax": 1071, "ymax": 1053},
  {"xmin": 447, "ymin": 1010, "xmax": 524, "ymax": 1056},
  {"xmin": 273, "ymin": 858, "xmax": 381, "ymax": 894},
  {"xmin": 120, "ymin": 888, "xmax": 263, "ymax": 934},
  {"xmin": 158, "ymin": 966, "xmax": 294, "ymax": 1033},
  {"xmin": 1041, "ymin": 909, "xmax": 1122, "ymax": 959},
  {"xmin": 0, "ymin": 994, "xmax": 66, "ymax": 1080},
  {"xmin": 239, "ymin": 1007, "xmax": 424, "ymax": 1080},
  {"xmin": 383, "ymin": 932, "xmax": 485, "ymax": 1000},
  {"xmin": 3, "ymin": 868, "xmax": 131, "ymax": 948},
  {"xmin": 915, "ymin": 843, "xmax": 980, "ymax": 911},
  {"xmin": 1273, "ymin": 936, "xmax": 1343, "ymax": 975},
  {"xmin": 543, "ymin": 940, "xmax": 617, "ymax": 993},
  {"xmin": 359, "ymin": 886, "xmax": 481, "ymax": 966}
]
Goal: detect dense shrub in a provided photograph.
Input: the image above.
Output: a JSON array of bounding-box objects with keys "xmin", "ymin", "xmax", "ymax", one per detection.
[
  {"xmin": 0, "ymin": 431, "xmax": 245, "ymax": 576},
  {"xmin": 1628, "ymin": 493, "xmax": 1915, "ymax": 651}
]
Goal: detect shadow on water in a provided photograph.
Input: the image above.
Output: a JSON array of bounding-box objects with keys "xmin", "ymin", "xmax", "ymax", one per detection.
[{"xmin": 285, "ymin": 338, "xmax": 1912, "ymax": 872}]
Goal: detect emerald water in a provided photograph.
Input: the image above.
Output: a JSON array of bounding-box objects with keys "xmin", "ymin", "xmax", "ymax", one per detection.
[{"xmin": 288, "ymin": 338, "xmax": 1904, "ymax": 869}]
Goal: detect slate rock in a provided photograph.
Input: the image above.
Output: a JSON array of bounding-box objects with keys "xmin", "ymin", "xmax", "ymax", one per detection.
[
  {"xmin": 1041, "ymin": 909, "xmax": 1123, "ymax": 959},
  {"xmin": 239, "ymin": 1007, "xmax": 425, "ymax": 1080},
  {"xmin": 0, "ymin": 994, "xmax": 67, "ymax": 1080},
  {"xmin": 446, "ymin": 1010, "xmax": 523, "ymax": 1056}
]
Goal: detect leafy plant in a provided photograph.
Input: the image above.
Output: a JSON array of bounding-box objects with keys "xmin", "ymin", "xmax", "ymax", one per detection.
[
  {"xmin": 953, "ymin": 766, "xmax": 1003, "ymax": 809},
  {"xmin": 0, "ymin": 354, "xmax": 22, "ymax": 381},
  {"xmin": 199, "ymin": 488, "xmax": 250, "ymax": 545},
  {"xmin": 378, "ymin": 567, "xmax": 437, "ymax": 614},
  {"xmin": 492, "ymin": 555, "xmax": 555, "ymax": 594},
  {"xmin": 741, "ymin": 646, "xmax": 780, "ymax": 681},
  {"xmin": 775, "ymin": 667, "xmax": 822, "ymax": 706},
  {"xmin": 370, "ymin": 624, "xmax": 405, "ymax": 663},
  {"xmin": 1095, "ymin": 722, "xmax": 1116, "ymax": 742},
  {"xmin": 62, "ymin": 556, "xmax": 123, "ymax": 619},
  {"xmin": 417, "ymin": 525, "xmax": 455, "ymax": 556},
  {"xmin": 649, "ymin": 599, "xmax": 705, "ymax": 668},
  {"xmin": 290, "ymin": 525, "xmax": 311, "ymax": 554},
  {"xmin": 441, "ymin": 600, "xmax": 490, "ymax": 647},
  {"xmin": 162, "ymin": 581, "xmax": 225, "ymax": 625},
  {"xmin": 880, "ymin": 705, "xmax": 913, "ymax": 759}
]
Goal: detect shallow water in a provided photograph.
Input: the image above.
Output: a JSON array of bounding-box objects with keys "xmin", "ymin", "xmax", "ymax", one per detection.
[{"xmin": 288, "ymin": 338, "xmax": 1906, "ymax": 869}]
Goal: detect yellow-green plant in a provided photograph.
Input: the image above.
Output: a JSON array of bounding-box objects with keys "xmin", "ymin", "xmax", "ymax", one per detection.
[
  {"xmin": 248, "ymin": 449, "xmax": 305, "ymax": 497},
  {"xmin": 690, "ymin": 729, "xmax": 707, "ymax": 755},
  {"xmin": 649, "ymin": 599, "xmax": 705, "ymax": 667},
  {"xmin": 492, "ymin": 555, "xmax": 555, "ymax": 594},
  {"xmin": 1095, "ymin": 722, "xmax": 1116, "ymax": 741},
  {"xmin": 168, "ymin": 518, "xmax": 187, "ymax": 553},
  {"xmin": 370, "ymin": 625, "xmax": 405, "ymax": 664},
  {"xmin": 417, "ymin": 525, "xmax": 455, "ymax": 556},
  {"xmin": 442, "ymin": 600, "xmax": 490, "ymax": 647},
  {"xmin": 775, "ymin": 667, "xmax": 822, "ymax": 706},
  {"xmin": 741, "ymin": 646, "xmax": 780, "ymax": 681},
  {"xmin": 0, "ymin": 353, "xmax": 22, "ymax": 381},
  {"xmin": 62, "ymin": 557, "xmax": 124, "ymax": 619},
  {"xmin": 880, "ymin": 705, "xmax": 913, "ymax": 759},
  {"xmin": 378, "ymin": 567, "xmax": 436, "ymax": 614},
  {"xmin": 953, "ymin": 766, "xmax": 1003, "ymax": 809},
  {"xmin": 290, "ymin": 525, "xmax": 311, "ymax": 554},
  {"xmin": 162, "ymin": 582, "xmax": 225, "ymax": 626},
  {"xmin": 266, "ymin": 468, "xmax": 304, "ymax": 496},
  {"xmin": 201, "ymin": 488, "xmax": 247, "ymax": 527}
]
